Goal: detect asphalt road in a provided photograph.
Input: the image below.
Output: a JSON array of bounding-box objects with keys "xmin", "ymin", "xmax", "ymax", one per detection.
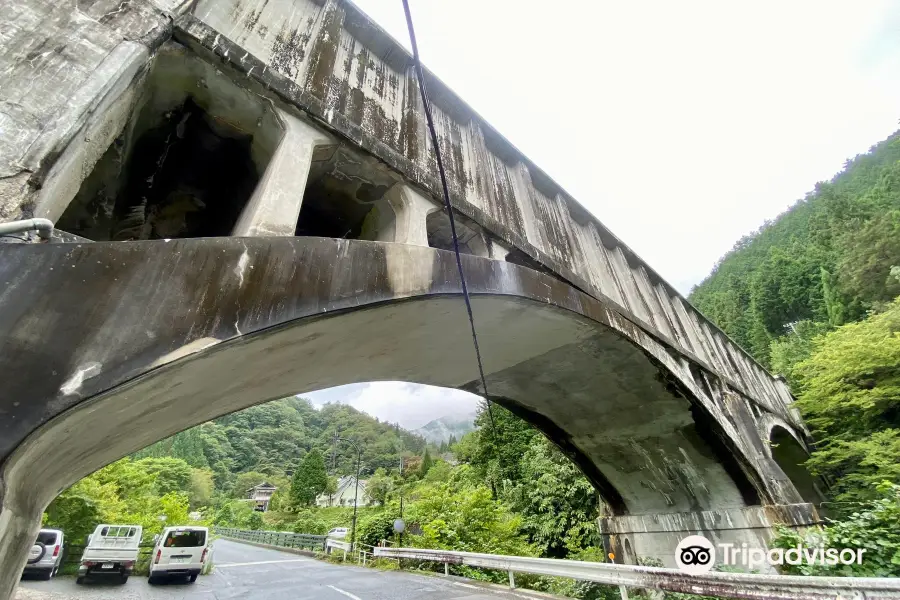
[{"xmin": 17, "ymin": 539, "xmax": 550, "ymax": 600}]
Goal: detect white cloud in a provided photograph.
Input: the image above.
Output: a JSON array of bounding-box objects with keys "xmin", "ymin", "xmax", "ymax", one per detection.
[
  {"xmin": 303, "ymin": 382, "xmax": 480, "ymax": 430},
  {"xmin": 353, "ymin": 0, "xmax": 900, "ymax": 293}
]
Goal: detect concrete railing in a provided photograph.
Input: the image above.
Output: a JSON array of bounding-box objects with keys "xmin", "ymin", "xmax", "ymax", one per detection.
[
  {"xmin": 215, "ymin": 527, "xmax": 326, "ymax": 551},
  {"xmin": 373, "ymin": 547, "xmax": 900, "ymax": 600}
]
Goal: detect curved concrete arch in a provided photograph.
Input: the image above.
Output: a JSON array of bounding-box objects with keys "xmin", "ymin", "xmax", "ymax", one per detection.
[
  {"xmin": 759, "ymin": 414, "xmax": 811, "ymax": 457},
  {"xmin": 767, "ymin": 424, "xmax": 828, "ymax": 507},
  {"xmin": 0, "ymin": 238, "xmax": 814, "ymax": 588}
]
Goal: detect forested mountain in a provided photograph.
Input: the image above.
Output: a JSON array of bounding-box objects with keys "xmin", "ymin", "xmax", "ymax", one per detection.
[
  {"xmin": 688, "ymin": 129, "xmax": 900, "ymax": 518},
  {"xmin": 134, "ymin": 397, "xmax": 426, "ymax": 494},
  {"xmin": 689, "ymin": 131, "xmax": 900, "ymax": 369},
  {"xmin": 415, "ymin": 411, "xmax": 476, "ymax": 445}
]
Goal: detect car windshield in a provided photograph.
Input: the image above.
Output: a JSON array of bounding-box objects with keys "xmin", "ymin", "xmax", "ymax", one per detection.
[
  {"xmin": 163, "ymin": 530, "xmax": 206, "ymax": 548},
  {"xmin": 37, "ymin": 532, "xmax": 57, "ymax": 545}
]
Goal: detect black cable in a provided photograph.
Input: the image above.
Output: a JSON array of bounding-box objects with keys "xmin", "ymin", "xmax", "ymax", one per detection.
[{"xmin": 401, "ymin": 0, "xmax": 497, "ymax": 431}]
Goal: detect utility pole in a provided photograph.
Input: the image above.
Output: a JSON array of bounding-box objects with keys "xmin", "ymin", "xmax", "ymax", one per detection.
[
  {"xmin": 333, "ymin": 436, "xmax": 362, "ymax": 552},
  {"xmin": 330, "ymin": 431, "xmax": 339, "ymax": 506},
  {"xmin": 398, "ymin": 454, "xmax": 404, "ymax": 548}
]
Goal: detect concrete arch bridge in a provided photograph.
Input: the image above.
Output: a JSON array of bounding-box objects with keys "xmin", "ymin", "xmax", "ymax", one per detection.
[{"xmin": 0, "ymin": 0, "xmax": 823, "ymax": 594}]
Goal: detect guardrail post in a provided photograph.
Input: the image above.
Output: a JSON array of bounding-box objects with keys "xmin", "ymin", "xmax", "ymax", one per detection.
[
  {"xmin": 508, "ymin": 571, "xmax": 515, "ymax": 589},
  {"xmin": 619, "ymin": 585, "xmax": 629, "ymax": 600},
  {"xmin": 444, "ymin": 562, "xmax": 449, "ymax": 576},
  {"xmin": 342, "ymin": 549, "xmax": 347, "ymax": 562}
]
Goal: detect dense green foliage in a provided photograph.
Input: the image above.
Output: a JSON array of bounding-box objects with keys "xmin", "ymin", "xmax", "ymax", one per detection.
[
  {"xmin": 690, "ymin": 132, "xmax": 900, "ymax": 365},
  {"xmin": 136, "ymin": 398, "xmax": 426, "ymax": 493},
  {"xmin": 688, "ymin": 132, "xmax": 900, "ymax": 510},
  {"xmin": 44, "ymin": 457, "xmax": 210, "ymax": 544},
  {"xmin": 790, "ymin": 298, "xmax": 900, "ymax": 504},
  {"xmin": 290, "ymin": 449, "xmax": 329, "ymax": 507},
  {"xmin": 772, "ymin": 483, "xmax": 900, "ymax": 577},
  {"xmin": 687, "ymin": 130, "xmax": 900, "ymax": 583}
]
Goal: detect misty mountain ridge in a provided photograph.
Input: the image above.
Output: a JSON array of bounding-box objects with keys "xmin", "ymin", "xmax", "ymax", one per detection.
[{"xmin": 415, "ymin": 411, "xmax": 477, "ymax": 444}]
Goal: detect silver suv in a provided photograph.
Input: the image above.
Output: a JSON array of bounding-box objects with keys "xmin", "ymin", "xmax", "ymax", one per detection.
[{"xmin": 23, "ymin": 529, "xmax": 64, "ymax": 580}]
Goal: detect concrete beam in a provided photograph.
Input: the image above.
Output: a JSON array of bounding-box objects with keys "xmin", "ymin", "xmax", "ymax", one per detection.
[
  {"xmin": 232, "ymin": 112, "xmax": 332, "ymax": 237},
  {"xmin": 386, "ymin": 184, "xmax": 441, "ymax": 246}
]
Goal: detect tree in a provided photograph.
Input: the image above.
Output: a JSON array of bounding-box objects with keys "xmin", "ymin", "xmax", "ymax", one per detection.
[
  {"xmin": 292, "ymin": 510, "xmax": 328, "ymax": 535},
  {"xmin": 769, "ymin": 320, "xmax": 831, "ymax": 389},
  {"xmin": 421, "ymin": 448, "xmax": 433, "ymax": 476},
  {"xmin": 772, "ymin": 483, "xmax": 900, "ymax": 577},
  {"xmin": 247, "ymin": 511, "xmax": 265, "ymax": 531},
  {"xmin": 134, "ymin": 457, "xmax": 193, "ymax": 496},
  {"xmin": 188, "ymin": 468, "xmax": 215, "ymax": 508},
  {"xmin": 289, "ymin": 449, "xmax": 328, "ymax": 507},
  {"xmin": 365, "ymin": 468, "xmax": 393, "ymax": 505},
  {"xmin": 690, "ymin": 131, "xmax": 900, "ymax": 365},
  {"xmin": 793, "ymin": 297, "xmax": 900, "ymax": 504}
]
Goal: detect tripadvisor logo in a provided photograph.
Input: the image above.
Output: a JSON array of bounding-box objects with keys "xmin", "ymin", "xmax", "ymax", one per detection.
[{"xmin": 674, "ymin": 535, "xmax": 867, "ymax": 574}]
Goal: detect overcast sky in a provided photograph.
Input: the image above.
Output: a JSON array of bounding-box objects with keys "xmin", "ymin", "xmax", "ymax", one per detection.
[
  {"xmin": 353, "ymin": 0, "xmax": 900, "ymax": 293},
  {"xmin": 312, "ymin": 1, "xmax": 900, "ymax": 428},
  {"xmin": 304, "ymin": 383, "xmax": 480, "ymax": 430}
]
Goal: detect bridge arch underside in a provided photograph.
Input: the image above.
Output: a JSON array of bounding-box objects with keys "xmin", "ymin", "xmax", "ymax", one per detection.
[{"xmin": 0, "ymin": 238, "xmax": 816, "ymax": 578}]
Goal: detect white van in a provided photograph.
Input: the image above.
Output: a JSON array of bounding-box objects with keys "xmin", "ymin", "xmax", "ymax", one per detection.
[
  {"xmin": 77, "ymin": 524, "xmax": 142, "ymax": 584},
  {"xmin": 148, "ymin": 526, "xmax": 210, "ymax": 584}
]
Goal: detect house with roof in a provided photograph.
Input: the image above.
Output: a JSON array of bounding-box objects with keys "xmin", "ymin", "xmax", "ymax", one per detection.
[
  {"xmin": 316, "ymin": 476, "xmax": 370, "ymax": 507},
  {"xmin": 247, "ymin": 482, "xmax": 277, "ymax": 512}
]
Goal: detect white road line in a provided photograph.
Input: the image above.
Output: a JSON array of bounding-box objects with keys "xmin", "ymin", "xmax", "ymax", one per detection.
[
  {"xmin": 327, "ymin": 584, "xmax": 363, "ymax": 600},
  {"xmin": 216, "ymin": 558, "xmax": 310, "ymax": 567}
]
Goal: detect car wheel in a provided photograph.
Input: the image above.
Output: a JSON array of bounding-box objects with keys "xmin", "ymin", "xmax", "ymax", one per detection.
[
  {"xmin": 189, "ymin": 573, "xmax": 198, "ymax": 583},
  {"xmin": 40, "ymin": 569, "xmax": 52, "ymax": 581},
  {"xmin": 148, "ymin": 575, "xmax": 157, "ymax": 585},
  {"xmin": 75, "ymin": 576, "xmax": 85, "ymax": 585},
  {"xmin": 27, "ymin": 543, "xmax": 46, "ymax": 565},
  {"xmin": 120, "ymin": 574, "xmax": 129, "ymax": 584}
]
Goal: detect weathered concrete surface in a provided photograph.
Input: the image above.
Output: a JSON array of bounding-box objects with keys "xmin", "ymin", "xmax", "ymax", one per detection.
[
  {"xmin": 0, "ymin": 0, "xmax": 170, "ymax": 220},
  {"xmin": 0, "ymin": 238, "xmax": 816, "ymax": 593},
  {"xmin": 2, "ymin": 0, "xmax": 804, "ymax": 432},
  {"xmin": 600, "ymin": 503, "xmax": 819, "ymax": 568},
  {"xmin": 232, "ymin": 110, "xmax": 332, "ymax": 236},
  {"xmin": 176, "ymin": 0, "xmax": 800, "ymax": 422}
]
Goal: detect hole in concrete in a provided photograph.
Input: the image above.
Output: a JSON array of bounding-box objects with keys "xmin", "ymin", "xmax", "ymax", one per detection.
[
  {"xmin": 426, "ymin": 210, "xmax": 488, "ymax": 256},
  {"xmin": 770, "ymin": 426, "xmax": 828, "ymax": 505},
  {"xmin": 295, "ymin": 145, "xmax": 394, "ymax": 239},
  {"xmin": 57, "ymin": 45, "xmax": 282, "ymax": 241}
]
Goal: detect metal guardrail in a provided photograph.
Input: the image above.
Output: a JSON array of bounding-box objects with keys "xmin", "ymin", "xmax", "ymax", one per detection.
[
  {"xmin": 372, "ymin": 546, "xmax": 900, "ymax": 600},
  {"xmin": 214, "ymin": 528, "xmax": 326, "ymax": 551}
]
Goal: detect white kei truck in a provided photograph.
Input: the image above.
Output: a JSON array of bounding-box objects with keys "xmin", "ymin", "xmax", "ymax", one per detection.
[{"xmin": 76, "ymin": 524, "xmax": 143, "ymax": 584}]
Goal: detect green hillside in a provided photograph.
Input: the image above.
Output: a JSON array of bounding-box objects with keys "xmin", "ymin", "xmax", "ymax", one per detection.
[
  {"xmin": 134, "ymin": 398, "xmax": 426, "ymax": 494},
  {"xmin": 689, "ymin": 131, "xmax": 900, "ymax": 369}
]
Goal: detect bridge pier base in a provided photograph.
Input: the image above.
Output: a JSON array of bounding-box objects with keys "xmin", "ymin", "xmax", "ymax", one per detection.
[
  {"xmin": 0, "ymin": 482, "xmax": 45, "ymax": 600},
  {"xmin": 600, "ymin": 503, "xmax": 820, "ymax": 572}
]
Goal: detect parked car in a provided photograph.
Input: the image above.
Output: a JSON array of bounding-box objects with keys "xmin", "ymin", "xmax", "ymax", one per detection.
[
  {"xmin": 326, "ymin": 527, "xmax": 349, "ymax": 539},
  {"xmin": 22, "ymin": 529, "xmax": 64, "ymax": 580},
  {"xmin": 76, "ymin": 524, "xmax": 142, "ymax": 584},
  {"xmin": 148, "ymin": 526, "xmax": 210, "ymax": 584}
]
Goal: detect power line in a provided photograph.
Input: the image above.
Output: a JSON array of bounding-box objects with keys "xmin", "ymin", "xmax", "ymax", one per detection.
[{"xmin": 401, "ymin": 0, "xmax": 497, "ymax": 432}]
